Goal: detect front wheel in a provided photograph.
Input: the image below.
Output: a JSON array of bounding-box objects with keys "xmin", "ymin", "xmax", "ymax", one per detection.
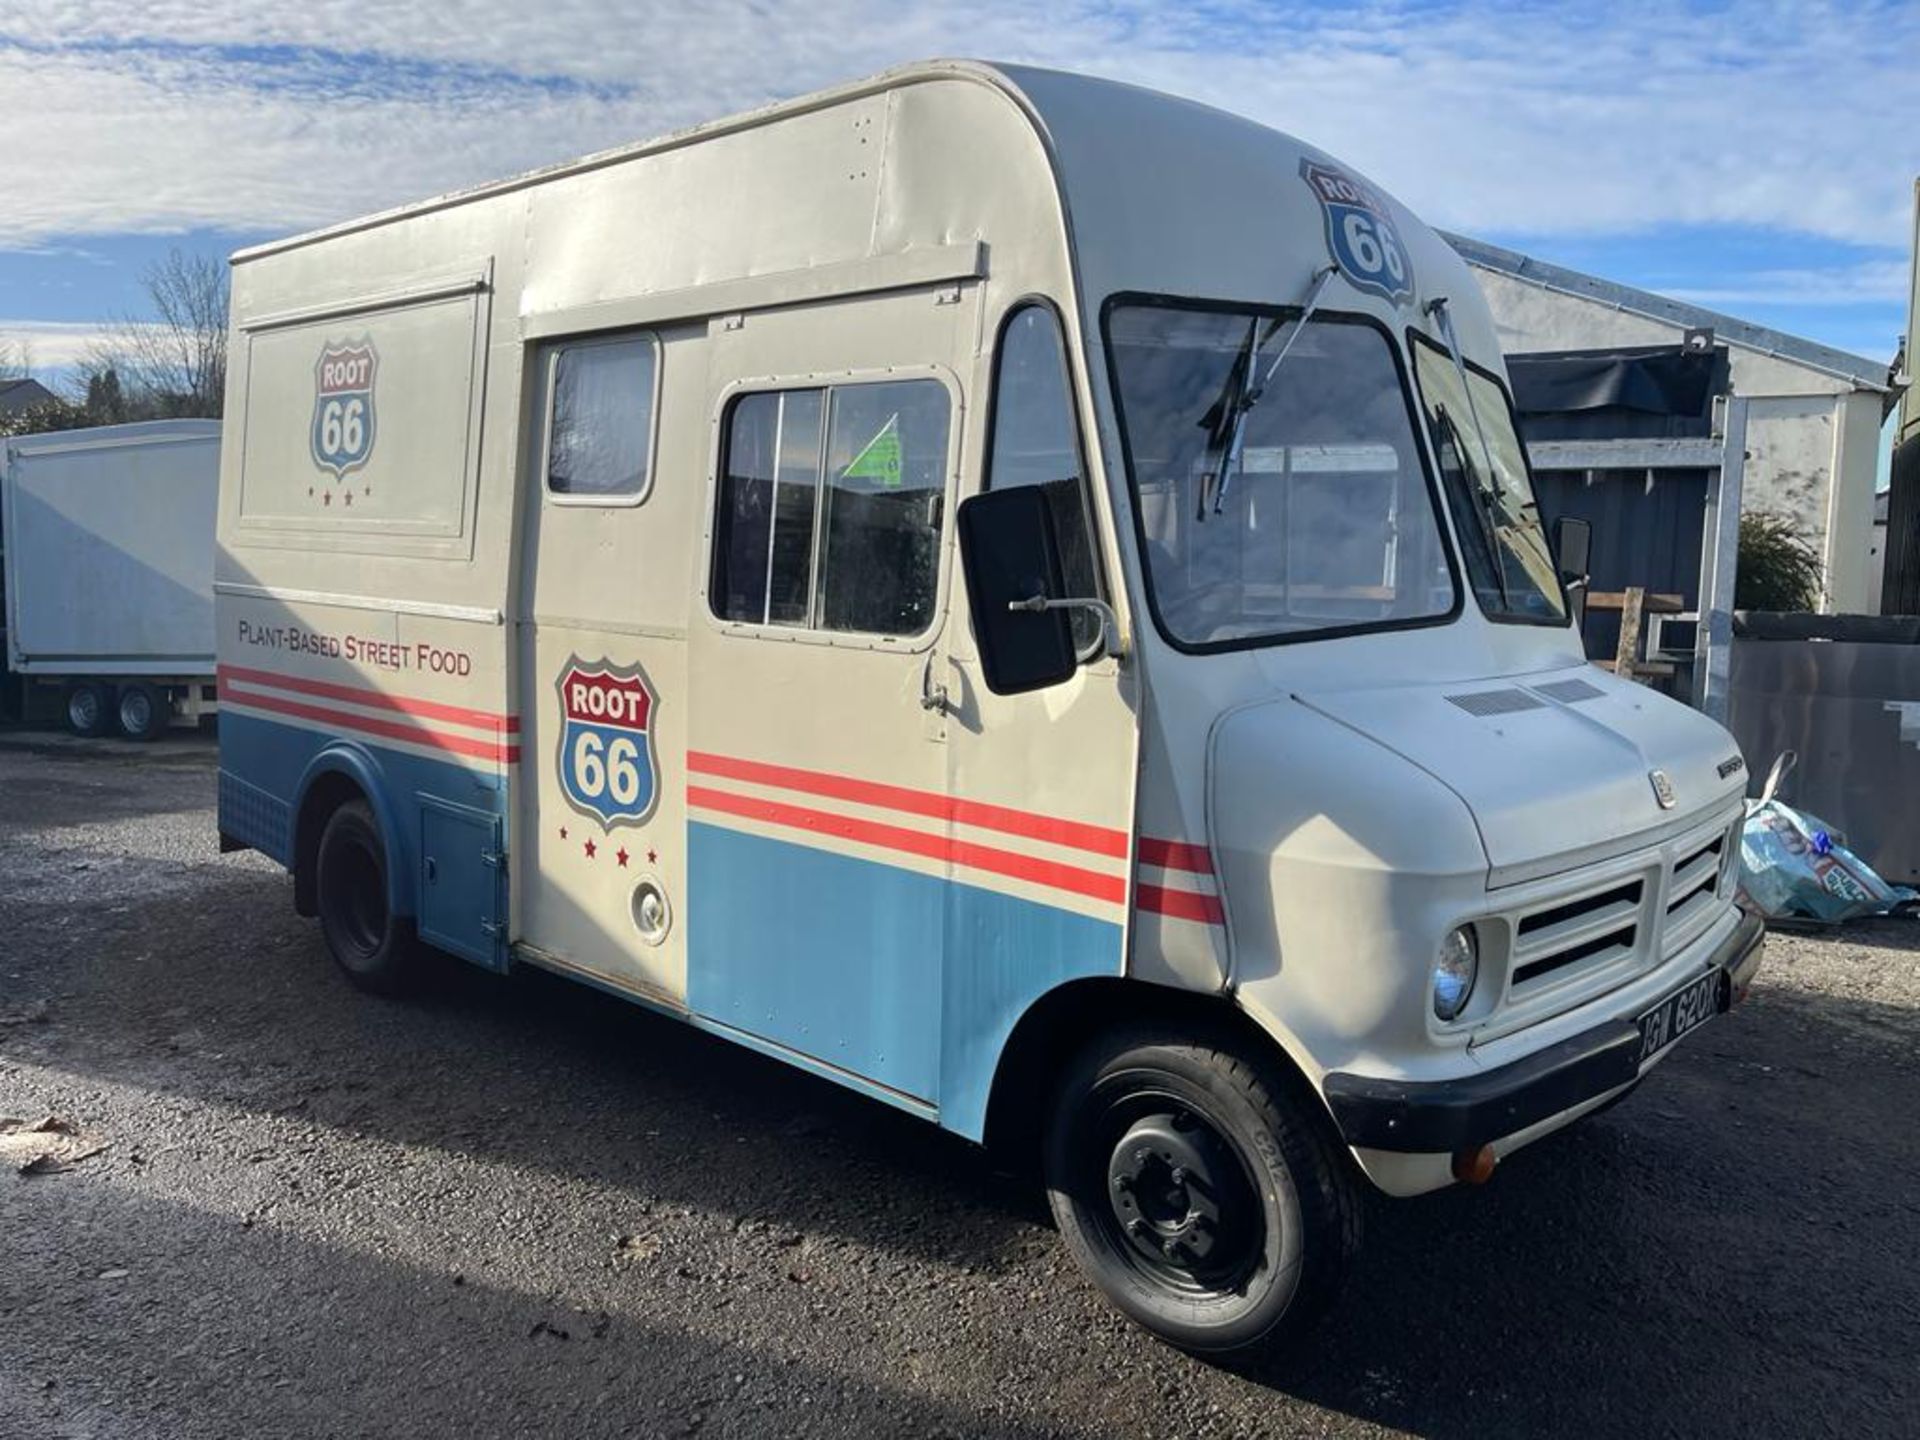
[
  {"xmin": 314, "ymin": 799, "xmax": 423, "ymax": 995},
  {"xmin": 1043, "ymin": 1027, "xmax": 1361, "ymax": 1356}
]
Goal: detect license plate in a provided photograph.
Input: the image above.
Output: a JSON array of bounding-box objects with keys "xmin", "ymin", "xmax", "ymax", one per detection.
[{"xmin": 1636, "ymin": 969, "xmax": 1728, "ymax": 1064}]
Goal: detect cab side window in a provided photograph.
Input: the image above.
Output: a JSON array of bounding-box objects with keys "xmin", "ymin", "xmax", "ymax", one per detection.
[
  {"xmin": 710, "ymin": 378, "xmax": 950, "ymax": 638},
  {"xmin": 545, "ymin": 333, "xmax": 658, "ymax": 502},
  {"xmin": 986, "ymin": 305, "xmax": 1101, "ymax": 647}
]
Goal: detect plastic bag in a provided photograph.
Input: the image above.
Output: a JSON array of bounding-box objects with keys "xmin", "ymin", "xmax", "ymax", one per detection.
[{"xmin": 1737, "ymin": 752, "xmax": 1919, "ymax": 923}]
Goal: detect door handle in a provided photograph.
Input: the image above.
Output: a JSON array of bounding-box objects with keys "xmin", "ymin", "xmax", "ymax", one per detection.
[{"xmin": 919, "ymin": 651, "xmax": 950, "ymax": 714}]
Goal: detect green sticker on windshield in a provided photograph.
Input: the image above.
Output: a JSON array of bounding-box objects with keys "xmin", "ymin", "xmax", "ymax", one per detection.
[{"xmin": 841, "ymin": 414, "xmax": 902, "ymax": 488}]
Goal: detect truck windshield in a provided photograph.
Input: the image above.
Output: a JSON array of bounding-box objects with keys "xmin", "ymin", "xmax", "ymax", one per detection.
[
  {"xmin": 1409, "ymin": 334, "xmax": 1566, "ymax": 623},
  {"xmin": 1106, "ymin": 302, "xmax": 1457, "ymax": 650}
]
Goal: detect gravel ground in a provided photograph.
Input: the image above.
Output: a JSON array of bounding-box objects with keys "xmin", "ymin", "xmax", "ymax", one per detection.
[{"xmin": 1, "ymin": 733, "xmax": 1915, "ymax": 1439}]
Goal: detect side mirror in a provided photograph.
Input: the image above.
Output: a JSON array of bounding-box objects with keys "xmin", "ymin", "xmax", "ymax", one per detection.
[
  {"xmin": 957, "ymin": 487, "xmax": 1077, "ymax": 696},
  {"xmin": 1553, "ymin": 515, "xmax": 1592, "ymax": 632}
]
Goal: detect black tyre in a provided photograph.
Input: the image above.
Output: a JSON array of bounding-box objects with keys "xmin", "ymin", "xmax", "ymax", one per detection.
[
  {"xmin": 66, "ymin": 681, "xmax": 112, "ymax": 737},
  {"xmin": 314, "ymin": 799, "xmax": 421, "ymax": 995},
  {"xmin": 1043, "ymin": 1026, "xmax": 1361, "ymax": 1356},
  {"xmin": 115, "ymin": 682, "xmax": 166, "ymax": 742}
]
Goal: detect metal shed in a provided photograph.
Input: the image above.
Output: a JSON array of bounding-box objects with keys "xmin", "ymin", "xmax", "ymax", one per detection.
[{"xmin": 1447, "ymin": 233, "xmax": 1898, "ymax": 615}]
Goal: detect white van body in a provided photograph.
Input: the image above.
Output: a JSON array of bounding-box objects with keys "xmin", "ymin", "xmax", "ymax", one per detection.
[
  {"xmin": 4, "ymin": 419, "xmax": 220, "ymax": 736},
  {"xmin": 216, "ymin": 62, "xmax": 1762, "ymax": 1346}
]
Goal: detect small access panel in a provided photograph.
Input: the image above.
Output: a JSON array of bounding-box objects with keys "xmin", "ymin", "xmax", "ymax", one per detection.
[{"xmin": 418, "ymin": 797, "xmax": 507, "ymax": 971}]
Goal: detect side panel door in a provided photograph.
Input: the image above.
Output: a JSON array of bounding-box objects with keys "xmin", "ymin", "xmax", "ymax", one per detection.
[
  {"xmin": 513, "ymin": 324, "xmax": 703, "ymax": 1004},
  {"xmin": 684, "ymin": 289, "xmax": 968, "ymax": 1106}
]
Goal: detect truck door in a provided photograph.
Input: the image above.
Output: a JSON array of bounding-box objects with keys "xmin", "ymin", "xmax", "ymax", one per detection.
[
  {"xmin": 685, "ymin": 289, "xmax": 967, "ymax": 1106},
  {"xmin": 932, "ymin": 300, "xmax": 1140, "ymax": 1138}
]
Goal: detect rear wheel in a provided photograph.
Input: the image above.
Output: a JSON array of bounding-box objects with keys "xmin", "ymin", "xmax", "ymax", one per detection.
[
  {"xmin": 116, "ymin": 682, "xmax": 166, "ymax": 742},
  {"xmin": 315, "ymin": 799, "xmax": 421, "ymax": 995},
  {"xmin": 1043, "ymin": 1027, "xmax": 1360, "ymax": 1356},
  {"xmin": 65, "ymin": 681, "xmax": 112, "ymax": 737}
]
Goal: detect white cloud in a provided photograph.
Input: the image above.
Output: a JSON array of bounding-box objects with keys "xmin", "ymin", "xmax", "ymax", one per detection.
[
  {"xmin": 0, "ymin": 319, "xmax": 119, "ymax": 370},
  {"xmin": 0, "ymin": 1, "xmax": 1916, "ymax": 252},
  {"xmin": 1665, "ymin": 259, "xmax": 1914, "ymax": 309}
]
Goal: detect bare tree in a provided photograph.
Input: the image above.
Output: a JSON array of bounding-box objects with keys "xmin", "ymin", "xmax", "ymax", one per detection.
[
  {"xmin": 0, "ymin": 338, "xmax": 33, "ymax": 380},
  {"xmin": 92, "ymin": 247, "xmax": 229, "ymax": 418}
]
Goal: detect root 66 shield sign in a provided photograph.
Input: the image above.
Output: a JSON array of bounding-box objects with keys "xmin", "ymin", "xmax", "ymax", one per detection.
[
  {"xmin": 312, "ymin": 340, "xmax": 378, "ymax": 479},
  {"xmin": 557, "ymin": 659, "xmax": 658, "ymax": 827},
  {"xmin": 1300, "ymin": 159, "xmax": 1413, "ymax": 306}
]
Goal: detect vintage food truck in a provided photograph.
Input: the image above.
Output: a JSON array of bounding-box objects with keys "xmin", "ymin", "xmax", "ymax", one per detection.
[{"xmin": 215, "ymin": 62, "xmax": 1764, "ymax": 1353}]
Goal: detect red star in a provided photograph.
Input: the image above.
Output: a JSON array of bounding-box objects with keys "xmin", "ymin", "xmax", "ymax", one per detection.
[
  {"xmin": 615, "ymin": 847, "xmax": 630, "ymax": 868},
  {"xmin": 583, "ymin": 838, "xmax": 597, "ymax": 859},
  {"xmin": 646, "ymin": 849, "xmax": 658, "ymax": 865},
  {"xmin": 322, "ymin": 490, "xmax": 332, "ymax": 507},
  {"xmin": 559, "ymin": 826, "xmax": 568, "ymax": 840}
]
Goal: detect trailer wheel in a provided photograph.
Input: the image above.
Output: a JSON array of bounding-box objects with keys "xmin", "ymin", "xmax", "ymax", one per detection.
[
  {"xmin": 115, "ymin": 682, "xmax": 166, "ymax": 742},
  {"xmin": 1043, "ymin": 1027, "xmax": 1360, "ymax": 1356},
  {"xmin": 315, "ymin": 799, "xmax": 422, "ymax": 995},
  {"xmin": 65, "ymin": 682, "xmax": 113, "ymax": 737}
]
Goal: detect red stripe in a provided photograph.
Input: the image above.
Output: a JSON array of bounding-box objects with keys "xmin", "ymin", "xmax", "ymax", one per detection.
[
  {"xmin": 218, "ymin": 664, "xmax": 519, "ymax": 734},
  {"xmin": 686, "ymin": 750, "xmax": 1128, "ymax": 858},
  {"xmin": 1138, "ymin": 837, "xmax": 1213, "ymax": 874},
  {"xmin": 1138, "ymin": 884, "xmax": 1225, "ymax": 925},
  {"xmin": 687, "ymin": 784, "xmax": 1126, "ymax": 905},
  {"xmin": 219, "ymin": 679, "xmax": 520, "ymax": 764}
]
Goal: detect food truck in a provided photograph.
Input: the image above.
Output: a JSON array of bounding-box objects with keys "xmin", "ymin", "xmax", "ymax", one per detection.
[{"xmin": 215, "ymin": 61, "xmax": 1764, "ymax": 1354}]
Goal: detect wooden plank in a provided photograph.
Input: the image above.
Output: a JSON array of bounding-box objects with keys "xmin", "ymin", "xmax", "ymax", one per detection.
[
  {"xmin": 1614, "ymin": 586, "xmax": 1646, "ymax": 677},
  {"xmin": 1585, "ymin": 590, "xmax": 1685, "ymax": 613}
]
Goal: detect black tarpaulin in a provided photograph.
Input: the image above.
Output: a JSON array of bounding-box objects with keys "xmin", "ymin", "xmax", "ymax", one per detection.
[{"xmin": 1508, "ymin": 344, "xmax": 1731, "ymax": 440}]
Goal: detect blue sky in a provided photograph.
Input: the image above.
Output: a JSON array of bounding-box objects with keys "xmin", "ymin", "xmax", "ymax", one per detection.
[{"xmin": 2, "ymin": 1, "xmax": 1916, "ymax": 377}]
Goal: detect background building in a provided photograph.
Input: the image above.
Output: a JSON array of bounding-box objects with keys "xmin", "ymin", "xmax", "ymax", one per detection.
[{"xmin": 1450, "ymin": 234, "xmax": 1898, "ymax": 614}]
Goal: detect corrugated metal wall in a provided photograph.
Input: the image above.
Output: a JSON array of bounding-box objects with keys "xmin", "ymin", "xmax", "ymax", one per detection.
[{"xmin": 1533, "ymin": 468, "xmax": 1709, "ymax": 660}]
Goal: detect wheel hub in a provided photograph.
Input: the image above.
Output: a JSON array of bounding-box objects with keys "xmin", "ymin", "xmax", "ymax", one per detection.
[{"xmin": 1105, "ymin": 1111, "xmax": 1254, "ymax": 1279}]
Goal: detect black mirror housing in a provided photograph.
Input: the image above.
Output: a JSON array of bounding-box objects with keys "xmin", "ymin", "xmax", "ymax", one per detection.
[
  {"xmin": 1553, "ymin": 515, "xmax": 1592, "ymax": 585},
  {"xmin": 1553, "ymin": 514, "xmax": 1593, "ymax": 637},
  {"xmin": 956, "ymin": 488, "xmax": 1077, "ymax": 696}
]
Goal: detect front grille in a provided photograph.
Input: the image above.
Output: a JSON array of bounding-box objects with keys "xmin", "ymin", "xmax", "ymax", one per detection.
[
  {"xmin": 1667, "ymin": 834, "xmax": 1725, "ymax": 914},
  {"xmin": 1487, "ymin": 810, "xmax": 1743, "ymax": 1028},
  {"xmin": 1510, "ymin": 877, "xmax": 1645, "ymax": 992}
]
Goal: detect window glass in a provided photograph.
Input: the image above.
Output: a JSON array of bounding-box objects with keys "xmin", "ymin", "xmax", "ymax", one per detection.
[
  {"xmin": 1107, "ymin": 303, "xmax": 1455, "ymax": 648},
  {"xmin": 711, "ymin": 378, "xmax": 949, "ymax": 638},
  {"xmin": 547, "ymin": 336, "xmax": 657, "ymax": 499},
  {"xmin": 1410, "ymin": 337, "xmax": 1566, "ymax": 622},
  {"xmin": 988, "ymin": 305, "xmax": 1101, "ymax": 650}
]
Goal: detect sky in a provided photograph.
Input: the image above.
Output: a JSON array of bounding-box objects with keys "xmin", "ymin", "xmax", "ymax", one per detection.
[{"xmin": 2, "ymin": 1, "xmax": 1917, "ymax": 381}]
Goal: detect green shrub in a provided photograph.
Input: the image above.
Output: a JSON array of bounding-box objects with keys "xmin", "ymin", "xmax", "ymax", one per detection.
[{"xmin": 1736, "ymin": 510, "xmax": 1823, "ymax": 612}]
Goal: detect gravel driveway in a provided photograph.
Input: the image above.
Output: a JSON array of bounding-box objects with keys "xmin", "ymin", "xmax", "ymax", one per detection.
[{"xmin": 2, "ymin": 733, "xmax": 1913, "ymax": 1438}]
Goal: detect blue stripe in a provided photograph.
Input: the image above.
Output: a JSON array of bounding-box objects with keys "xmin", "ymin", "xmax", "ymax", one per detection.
[
  {"xmin": 219, "ymin": 709, "xmax": 506, "ymax": 930},
  {"xmin": 686, "ymin": 820, "xmax": 1121, "ymax": 1140}
]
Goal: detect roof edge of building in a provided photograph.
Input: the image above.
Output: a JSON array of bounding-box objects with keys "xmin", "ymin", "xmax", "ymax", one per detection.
[{"xmin": 1443, "ymin": 230, "xmax": 1893, "ymax": 395}]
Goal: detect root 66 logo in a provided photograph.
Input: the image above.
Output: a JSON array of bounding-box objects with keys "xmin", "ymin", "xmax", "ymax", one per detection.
[
  {"xmin": 1300, "ymin": 159, "xmax": 1413, "ymax": 306},
  {"xmin": 556, "ymin": 658, "xmax": 657, "ymax": 827},
  {"xmin": 312, "ymin": 340, "xmax": 378, "ymax": 479}
]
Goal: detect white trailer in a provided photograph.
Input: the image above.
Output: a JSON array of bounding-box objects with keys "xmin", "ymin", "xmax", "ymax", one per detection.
[{"xmin": 2, "ymin": 419, "xmax": 220, "ymax": 739}]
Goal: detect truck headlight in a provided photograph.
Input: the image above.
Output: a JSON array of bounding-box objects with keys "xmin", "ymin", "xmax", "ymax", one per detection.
[{"xmin": 1433, "ymin": 926, "xmax": 1478, "ymax": 1021}]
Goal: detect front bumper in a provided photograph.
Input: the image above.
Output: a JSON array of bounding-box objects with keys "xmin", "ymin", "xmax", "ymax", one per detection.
[{"xmin": 1323, "ymin": 908, "xmax": 1765, "ymax": 1154}]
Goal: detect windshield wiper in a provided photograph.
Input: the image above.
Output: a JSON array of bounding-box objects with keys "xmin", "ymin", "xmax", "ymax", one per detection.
[
  {"xmin": 1425, "ymin": 296, "xmax": 1513, "ymax": 609},
  {"xmin": 1195, "ymin": 263, "xmax": 1337, "ymax": 519},
  {"xmin": 1434, "ymin": 405, "xmax": 1513, "ymax": 610}
]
